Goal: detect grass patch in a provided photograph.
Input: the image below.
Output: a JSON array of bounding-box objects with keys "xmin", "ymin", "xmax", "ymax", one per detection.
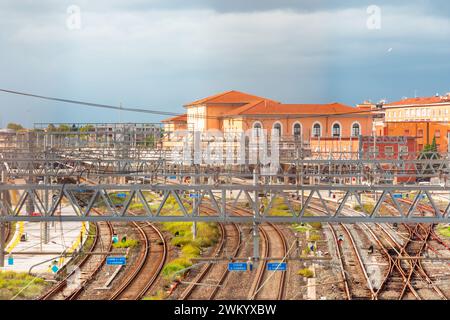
[
  {"xmin": 112, "ymin": 239, "xmax": 139, "ymax": 248},
  {"xmin": 293, "ymin": 223, "xmax": 311, "ymax": 233},
  {"xmin": 161, "ymin": 257, "xmax": 193, "ymax": 280},
  {"xmin": 181, "ymin": 244, "xmax": 201, "ymax": 257},
  {"xmin": 83, "ymin": 223, "xmax": 96, "ymax": 250},
  {"xmin": 0, "ymin": 271, "xmax": 48, "ymax": 300},
  {"xmin": 143, "ymin": 290, "xmax": 166, "ymax": 300},
  {"xmin": 259, "ymin": 197, "xmax": 301, "ymax": 217},
  {"xmin": 297, "ymin": 268, "xmax": 314, "ymax": 278},
  {"xmin": 161, "ymin": 221, "xmax": 219, "ymax": 280},
  {"xmin": 437, "ymin": 225, "xmax": 450, "ymax": 238},
  {"xmin": 353, "ymin": 203, "xmax": 375, "ymax": 213},
  {"xmin": 308, "ymin": 233, "xmax": 321, "ymax": 242}
]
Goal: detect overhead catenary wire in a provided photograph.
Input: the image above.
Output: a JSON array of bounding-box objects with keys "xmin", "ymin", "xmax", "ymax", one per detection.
[{"xmin": 0, "ymin": 87, "xmax": 410, "ymax": 123}]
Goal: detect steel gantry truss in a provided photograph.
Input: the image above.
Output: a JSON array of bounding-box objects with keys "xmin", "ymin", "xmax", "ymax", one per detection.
[
  {"xmin": 1, "ymin": 127, "xmax": 450, "ymax": 223},
  {"xmin": 1, "ymin": 183, "xmax": 450, "ymax": 223}
]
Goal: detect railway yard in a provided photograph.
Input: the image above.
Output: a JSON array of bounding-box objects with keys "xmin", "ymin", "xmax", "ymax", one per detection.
[{"xmin": 2, "ymin": 185, "xmax": 450, "ymax": 301}]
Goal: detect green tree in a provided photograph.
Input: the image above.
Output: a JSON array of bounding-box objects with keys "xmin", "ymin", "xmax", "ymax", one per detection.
[
  {"xmin": 418, "ymin": 136, "xmax": 440, "ymax": 181},
  {"xmin": 6, "ymin": 122, "xmax": 24, "ymax": 131},
  {"xmin": 79, "ymin": 124, "xmax": 95, "ymax": 140},
  {"xmin": 79, "ymin": 125, "xmax": 94, "ymax": 133},
  {"xmin": 420, "ymin": 136, "xmax": 439, "ymax": 159},
  {"xmin": 57, "ymin": 124, "xmax": 70, "ymax": 132}
]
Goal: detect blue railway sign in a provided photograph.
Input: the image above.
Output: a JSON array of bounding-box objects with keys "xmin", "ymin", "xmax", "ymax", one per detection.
[
  {"xmin": 228, "ymin": 262, "xmax": 247, "ymax": 271},
  {"xmin": 116, "ymin": 193, "xmax": 127, "ymax": 199},
  {"xmin": 189, "ymin": 193, "xmax": 200, "ymax": 199},
  {"xmin": 267, "ymin": 262, "xmax": 287, "ymax": 271},
  {"xmin": 106, "ymin": 256, "xmax": 127, "ymax": 265},
  {"xmin": 392, "ymin": 193, "xmax": 402, "ymax": 199},
  {"xmin": 7, "ymin": 256, "xmax": 13, "ymax": 266},
  {"xmin": 169, "ymin": 175, "xmax": 177, "ymax": 180}
]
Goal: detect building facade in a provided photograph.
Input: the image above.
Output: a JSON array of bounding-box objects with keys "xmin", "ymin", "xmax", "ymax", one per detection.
[
  {"xmin": 380, "ymin": 94, "xmax": 450, "ymax": 153},
  {"xmin": 163, "ymin": 90, "xmax": 373, "ymax": 155}
]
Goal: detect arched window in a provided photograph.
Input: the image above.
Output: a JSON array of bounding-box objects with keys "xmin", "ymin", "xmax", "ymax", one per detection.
[
  {"xmin": 332, "ymin": 123, "xmax": 341, "ymax": 137},
  {"xmin": 253, "ymin": 122, "xmax": 262, "ymax": 137},
  {"xmin": 312, "ymin": 123, "xmax": 321, "ymax": 137},
  {"xmin": 293, "ymin": 123, "xmax": 301, "ymax": 139},
  {"xmin": 351, "ymin": 123, "xmax": 360, "ymax": 137},
  {"xmin": 273, "ymin": 122, "xmax": 282, "ymax": 137}
]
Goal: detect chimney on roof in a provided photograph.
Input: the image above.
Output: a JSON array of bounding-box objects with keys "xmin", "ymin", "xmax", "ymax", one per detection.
[{"xmin": 436, "ymin": 93, "xmax": 440, "ymax": 97}]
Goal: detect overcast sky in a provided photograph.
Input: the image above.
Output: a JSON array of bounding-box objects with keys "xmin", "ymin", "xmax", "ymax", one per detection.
[{"xmin": 0, "ymin": 1, "xmax": 449, "ymax": 127}]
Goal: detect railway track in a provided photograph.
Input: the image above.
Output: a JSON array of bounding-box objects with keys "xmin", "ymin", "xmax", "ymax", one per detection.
[
  {"xmin": 37, "ymin": 198, "xmax": 115, "ymax": 300},
  {"xmin": 178, "ymin": 203, "xmax": 244, "ymax": 300},
  {"xmin": 359, "ymin": 223, "xmax": 419, "ymax": 299},
  {"xmin": 179, "ymin": 222, "xmax": 238, "ymax": 300},
  {"xmin": 306, "ymin": 197, "xmax": 445, "ymax": 300},
  {"xmin": 348, "ymin": 197, "xmax": 447, "ymax": 300},
  {"xmin": 207, "ymin": 223, "xmax": 243, "ymax": 300},
  {"xmin": 65, "ymin": 220, "xmax": 114, "ymax": 300},
  {"xmin": 249, "ymin": 223, "xmax": 288, "ymax": 300},
  {"xmin": 3, "ymin": 222, "xmax": 10, "ymax": 244},
  {"xmin": 306, "ymin": 201, "xmax": 375, "ymax": 300},
  {"xmin": 230, "ymin": 207, "xmax": 288, "ymax": 300},
  {"xmin": 108, "ymin": 218, "xmax": 167, "ymax": 300},
  {"xmin": 39, "ymin": 220, "xmax": 103, "ymax": 300}
]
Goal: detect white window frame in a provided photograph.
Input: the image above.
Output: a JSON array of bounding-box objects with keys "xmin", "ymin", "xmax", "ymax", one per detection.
[
  {"xmin": 331, "ymin": 121, "xmax": 341, "ymax": 137},
  {"xmin": 312, "ymin": 122, "xmax": 322, "ymax": 138},
  {"xmin": 351, "ymin": 121, "xmax": 361, "ymax": 137},
  {"xmin": 272, "ymin": 121, "xmax": 283, "ymax": 137},
  {"xmin": 292, "ymin": 122, "xmax": 302, "ymax": 137}
]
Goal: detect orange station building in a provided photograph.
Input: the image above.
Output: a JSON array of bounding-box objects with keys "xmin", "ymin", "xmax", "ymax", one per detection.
[{"xmin": 162, "ymin": 90, "xmax": 373, "ymax": 154}]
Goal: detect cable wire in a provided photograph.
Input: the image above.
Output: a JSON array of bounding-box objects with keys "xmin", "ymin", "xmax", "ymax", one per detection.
[{"xmin": 0, "ymin": 88, "xmax": 383, "ymax": 122}]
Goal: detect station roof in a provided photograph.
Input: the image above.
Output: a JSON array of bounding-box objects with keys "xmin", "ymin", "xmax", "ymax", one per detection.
[
  {"xmin": 184, "ymin": 90, "xmax": 278, "ymax": 107},
  {"xmin": 385, "ymin": 95, "xmax": 450, "ymax": 107}
]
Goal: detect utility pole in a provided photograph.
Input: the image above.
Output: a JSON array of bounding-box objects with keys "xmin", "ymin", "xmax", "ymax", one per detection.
[
  {"xmin": 0, "ymin": 168, "xmax": 6, "ymax": 267},
  {"xmin": 192, "ymin": 164, "xmax": 199, "ymax": 240},
  {"xmin": 252, "ymin": 169, "xmax": 260, "ymax": 261}
]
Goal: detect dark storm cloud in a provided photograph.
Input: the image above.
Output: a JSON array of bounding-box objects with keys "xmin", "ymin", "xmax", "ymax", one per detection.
[
  {"xmin": 0, "ymin": 1, "xmax": 449, "ymax": 126},
  {"xmin": 107, "ymin": 0, "xmax": 450, "ymax": 16}
]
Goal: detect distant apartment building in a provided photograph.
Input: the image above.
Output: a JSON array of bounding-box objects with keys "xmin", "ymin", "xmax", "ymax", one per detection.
[
  {"xmin": 162, "ymin": 90, "xmax": 373, "ymax": 155},
  {"xmin": 33, "ymin": 122, "xmax": 163, "ymax": 148},
  {"xmin": 378, "ymin": 93, "xmax": 450, "ymax": 153},
  {"xmin": 360, "ymin": 136, "xmax": 417, "ymax": 163}
]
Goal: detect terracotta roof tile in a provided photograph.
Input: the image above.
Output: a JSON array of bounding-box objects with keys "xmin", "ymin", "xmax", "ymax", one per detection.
[
  {"xmin": 162, "ymin": 114, "xmax": 187, "ymax": 123},
  {"xmin": 223, "ymin": 101, "xmax": 360, "ymax": 116},
  {"xmin": 184, "ymin": 90, "xmax": 278, "ymax": 106}
]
